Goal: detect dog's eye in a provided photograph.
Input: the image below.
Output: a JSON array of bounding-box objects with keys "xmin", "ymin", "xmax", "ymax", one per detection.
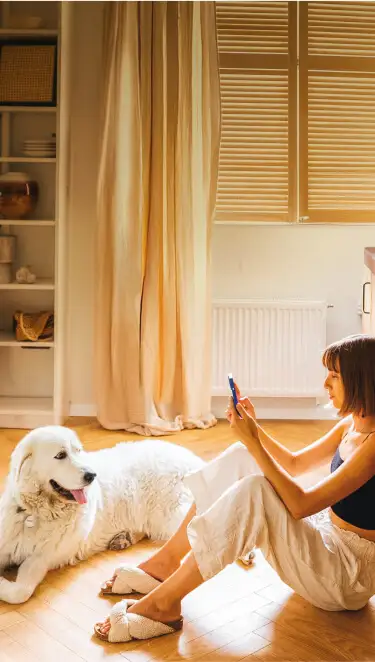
[{"xmin": 55, "ymin": 451, "xmax": 67, "ymax": 460}]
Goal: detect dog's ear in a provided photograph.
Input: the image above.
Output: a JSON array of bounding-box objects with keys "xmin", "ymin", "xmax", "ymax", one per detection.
[
  {"xmin": 16, "ymin": 452, "xmax": 32, "ymax": 482},
  {"xmin": 9, "ymin": 434, "xmax": 34, "ymax": 487}
]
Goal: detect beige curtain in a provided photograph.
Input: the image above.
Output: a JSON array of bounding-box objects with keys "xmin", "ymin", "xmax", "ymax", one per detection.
[{"xmin": 96, "ymin": 1, "xmax": 220, "ymax": 435}]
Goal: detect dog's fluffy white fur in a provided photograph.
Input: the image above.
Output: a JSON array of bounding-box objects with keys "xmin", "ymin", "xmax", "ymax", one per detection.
[{"xmin": 0, "ymin": 425, "xmax": 204, "ymax": 604}]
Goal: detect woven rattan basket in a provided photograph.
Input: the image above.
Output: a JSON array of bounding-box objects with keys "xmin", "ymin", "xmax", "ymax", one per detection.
[
  {"xmin": 13, "ymin": 311, "xmax": 54, "ymax": 342},
  {"xmin": 0, "ymin": 44, "xmax": 56, "ymax": 104}
]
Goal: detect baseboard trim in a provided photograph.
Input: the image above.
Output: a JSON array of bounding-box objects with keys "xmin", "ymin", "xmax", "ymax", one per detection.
[{"xmin": 69, "ymin": 404, "xmax": 97, "ymax": 417}]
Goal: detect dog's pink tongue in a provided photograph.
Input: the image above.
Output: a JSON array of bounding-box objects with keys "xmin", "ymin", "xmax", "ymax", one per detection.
[{"xmin": 71, "ymin": 489, "xmax": 87, "ymax": 505}]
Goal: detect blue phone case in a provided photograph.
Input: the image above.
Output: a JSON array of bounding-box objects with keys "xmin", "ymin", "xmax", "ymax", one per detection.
[{"xmin": 228, "ymin": 373, "xmax": 238, "ymax": 407}]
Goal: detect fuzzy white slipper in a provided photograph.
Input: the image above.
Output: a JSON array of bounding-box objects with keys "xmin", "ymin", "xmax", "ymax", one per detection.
[
  {"xmin": 100, "ymin": 565, "xmax": 162, "ymax": 596},
  {"xmin": 94, "ymin": 599, "xmax": 183, "ymax": 643}
]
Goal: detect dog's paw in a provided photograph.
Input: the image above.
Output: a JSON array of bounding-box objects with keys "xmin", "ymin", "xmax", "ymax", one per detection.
[{"xmin": 108, "ymin": 532, "xmax": 134, "ymax": 551}]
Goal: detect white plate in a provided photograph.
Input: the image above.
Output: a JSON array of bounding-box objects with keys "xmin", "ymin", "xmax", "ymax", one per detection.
[
  {"xmin": 23, "ymin": 148, "xmax": 56, "ymax": 152},
  {"xmin": 23, "ymin": 146, "xmax": 56, "ymax": 149},
  {"xmin": 24, "ymin": 140, "xmax": 56, "ymax": 144},
  {"xmin": 24, "ymin": 144, "xmax": 56, "ymax": 149},
  {"xmin": 23, "ymin": 143, "xmax": 55, "ymax": 147},
  {"xmin": 23, "ymin": 152, "xmax": 56, "ymax": 158}
]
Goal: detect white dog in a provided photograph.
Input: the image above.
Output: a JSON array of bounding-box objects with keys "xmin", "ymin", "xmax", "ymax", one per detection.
[{"xmin": 0, "ymin": 425, "xmax": 204, "ymax": 604}]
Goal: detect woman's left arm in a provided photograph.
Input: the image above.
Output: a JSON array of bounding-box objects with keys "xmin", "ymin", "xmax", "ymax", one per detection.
[{"xmin": 231, "ymin": 402, "xmax": 375, "ymax": 519}]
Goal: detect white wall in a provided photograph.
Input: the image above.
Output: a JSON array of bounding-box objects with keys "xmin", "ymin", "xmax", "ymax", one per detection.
[
  {"xmin": 66, "ymin": 2, "xmax": 104, "ymax": 414},
  {"xmin": 65, "ymin": 4, "xmax": 375, "ymax": 416},
  {"xmin": 213, "ymin": 224, "xmax": 373, "ymax": 343}
]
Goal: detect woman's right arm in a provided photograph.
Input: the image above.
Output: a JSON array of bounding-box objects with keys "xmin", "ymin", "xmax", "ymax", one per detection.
[
  {"xmin": 256, "ymin": 416, "xmax": 350, "ymax": 476},
  {"xmin": 228, "ymin": 389, "xmax": 350, "ymax": 476}
]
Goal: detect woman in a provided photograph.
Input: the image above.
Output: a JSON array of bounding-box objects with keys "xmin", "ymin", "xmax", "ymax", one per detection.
[{"xmin": 95, "ymin": 334, "xmax": 375, "ymax": 643}]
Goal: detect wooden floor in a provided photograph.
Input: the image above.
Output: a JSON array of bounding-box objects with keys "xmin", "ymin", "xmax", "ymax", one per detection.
[{"xmin": 1, "ymin": 419, "xmax": 375, "ymax": 661}]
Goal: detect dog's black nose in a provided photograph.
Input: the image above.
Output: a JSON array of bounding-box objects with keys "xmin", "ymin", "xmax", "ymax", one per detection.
[{"xmin": 84, "ymin": 471, "xmax": 97, "ymax": 485}]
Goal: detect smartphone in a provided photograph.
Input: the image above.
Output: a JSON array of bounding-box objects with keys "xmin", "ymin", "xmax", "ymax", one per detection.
[{"xmin": 228, "ymin": 373, "xmax": 239, "ymax": 407}]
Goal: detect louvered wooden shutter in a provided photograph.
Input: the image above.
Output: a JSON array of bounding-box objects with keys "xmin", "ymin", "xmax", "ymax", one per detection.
[
  {"xmin": 215, "ymin": 2, "xmax": 297, "ymax": 222},
  {"xmin": 300, "ymin": 2, "xmax": 375, "ymax": 223}
]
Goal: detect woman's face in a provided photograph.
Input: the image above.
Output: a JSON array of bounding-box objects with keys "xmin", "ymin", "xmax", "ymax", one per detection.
[{"xmin": 324, "ymin": 365, "xmax": 345, "ymax": 411}]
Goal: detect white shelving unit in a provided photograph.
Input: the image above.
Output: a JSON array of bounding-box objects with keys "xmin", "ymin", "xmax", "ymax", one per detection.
[
  {"xmin": 0, "ymin": 278, "xmax": 55, "ymax": 290},
  {"xmin": 1, "ymin": 220, "xmax": 55, "ymax": 226},
  {"xmin": 0, "ymin": 106, "xmax": 57, "ymax": 113},
  {"xmin": 0, "ymin": 29, "xmax": 58, "ymax": 38},
  {"xmin": 0, "ymin": 1, "xmax": 71, "ymax": 428},
  {"xmin": 0, "ymin": 331, "xmax": 54, "ymax": 347},
  {"xmin": 0, "ymin": 157, "xmax": 57, "ymax": 163}
]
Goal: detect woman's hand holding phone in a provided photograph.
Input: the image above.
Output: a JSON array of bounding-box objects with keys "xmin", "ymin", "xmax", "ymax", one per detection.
[
  {"xmin": 229, "ymin": 398, "xmax": 261, "ymax": 455},
  {"xmin": 226, "ymin": 375, "xmax": 257, "ymax": 423}
]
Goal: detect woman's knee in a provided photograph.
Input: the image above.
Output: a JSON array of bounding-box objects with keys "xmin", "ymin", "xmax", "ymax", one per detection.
[
  {"xmin": 237, "ymin": 474, "xmax": 279, "ymax": 507},
  {"xmin": 227, "ymin": 440, "xmax": 249, "ymax": 457},
  {"xmin": 226, "ymin": 442, "xmax": 262, "ymax": 477},
  {"xmin": 241, "ymin": 473, "xmax": 270, "ymax": 490}
]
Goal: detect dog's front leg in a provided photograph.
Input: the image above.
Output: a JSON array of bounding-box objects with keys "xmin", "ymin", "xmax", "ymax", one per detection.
[
  {"xmin": 0, "ymin": 554, "xmax": 9, "ymax": 576},
  {"xmin": 108, "ymin": 531, "xmax": 145, "ymax": 551},
  {"xmin": 0, "ymin": 536, "xmax": 12, "ymax": 575},
  {"xmin": 0, "ymin": 554, "xmax": 49, "ymax": 604}
]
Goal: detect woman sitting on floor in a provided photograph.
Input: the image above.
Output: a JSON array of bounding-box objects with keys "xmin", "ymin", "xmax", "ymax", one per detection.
[{"xmin": 95, "ymin": 334, "xmax": 375, "ymax": 643}]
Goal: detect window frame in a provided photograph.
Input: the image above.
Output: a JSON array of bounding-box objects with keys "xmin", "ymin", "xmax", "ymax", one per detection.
[{"xmin": 215, "ymin": 1, "xmax": 375, "ymax": 225}]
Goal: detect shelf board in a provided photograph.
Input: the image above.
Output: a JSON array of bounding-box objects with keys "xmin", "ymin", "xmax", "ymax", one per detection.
[
  {"xmin": 0, "ymin": 219, "xmax": 55, "ymax": 226},
  {"xmin": 0, "ymin": 157, "xmax": 56, "ymax": 163},
  {"xmin": 0, "ymin": 396, "xmax": 53, "ymax": 414},
  {"xmin": 0, "ymin": 29, "xmax": 58, "ymax": 38},
  {"xmin": 0, "ymin": 106, "xmax": 57, "ymax": 113},
  {"xmin": 0, "ymin": 278, "xmax": 54, "ymax": 290},
  {"xmin": 0, "ymin": 331, "xmax": 54, "ymax": 348}
]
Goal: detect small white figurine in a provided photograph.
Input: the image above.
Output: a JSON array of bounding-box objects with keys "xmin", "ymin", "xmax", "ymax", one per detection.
[{"xmin": 16, "ymin": 265, "xmax": 37, "ymax": 284}]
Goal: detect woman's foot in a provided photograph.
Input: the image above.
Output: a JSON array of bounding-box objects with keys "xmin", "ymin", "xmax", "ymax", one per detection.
[
  {"xmin": 101, "ymin": 554, "xmax": 181, "ymax": 594},
  {"xmin": 95, "ymin": 593, "xmax": 182, "ymax": 640},
  {"xmin": 139, "ymin": 554, "xmax": 181, "ymax": 580},
  {"xmin": 96, "ymin": 551, "xmax": 203, "ymax": 642},
  {"xmin": 127, "ymin": 593, "xmax": 182, "ymax": 622}
]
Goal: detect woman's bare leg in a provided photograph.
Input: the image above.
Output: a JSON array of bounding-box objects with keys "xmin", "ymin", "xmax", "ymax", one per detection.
[
  {"xmin": 102, "ymin": 504, "xmax": 196, "ymax": 591},
  {"xmin": 139, "ymin": 504, "xmax": 197, "ymax": 579}
]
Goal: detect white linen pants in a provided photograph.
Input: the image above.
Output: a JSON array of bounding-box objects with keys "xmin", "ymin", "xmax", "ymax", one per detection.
[{"xmin": 184, "ymin": 442, "xmax": 375, "ymax": 611}]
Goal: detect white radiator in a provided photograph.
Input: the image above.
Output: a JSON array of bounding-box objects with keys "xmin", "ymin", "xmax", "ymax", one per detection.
[{"xmin": 212, "ymin": 300, "xmax": 327, "ymax": 397}]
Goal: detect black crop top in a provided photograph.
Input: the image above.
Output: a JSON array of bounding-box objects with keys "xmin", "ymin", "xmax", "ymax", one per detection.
[{"xmin": 331, "ymin": 437, "xmax": 375, "ymax": 530}]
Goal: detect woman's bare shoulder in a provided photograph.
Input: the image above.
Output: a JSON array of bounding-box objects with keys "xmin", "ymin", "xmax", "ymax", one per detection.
[{"xmin": 338, "ymin": 414, "xmax": 353, "ymax": 439}]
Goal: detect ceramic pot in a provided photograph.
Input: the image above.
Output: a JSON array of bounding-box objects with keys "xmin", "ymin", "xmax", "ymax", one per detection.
[{"xmin": 0, "ymin": 172, "xmax": 38, "ymax": 220}]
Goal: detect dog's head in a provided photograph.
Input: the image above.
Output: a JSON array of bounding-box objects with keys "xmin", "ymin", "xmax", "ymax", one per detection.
[{"xmin": 10, "ymin": 426, "xmax": 97, "ymax": 508}]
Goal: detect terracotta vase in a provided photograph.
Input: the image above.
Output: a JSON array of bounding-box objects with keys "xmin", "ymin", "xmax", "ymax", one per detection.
[{"xmin": 0, "ymin": 172, "xmax": 39, "ymax": 220}]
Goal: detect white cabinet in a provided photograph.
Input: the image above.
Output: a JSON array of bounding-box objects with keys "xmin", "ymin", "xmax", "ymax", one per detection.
[
  {"xmin": 362, "ymin": 265, "xmax": 371, "ymax": 334},
  {"xmin": 363, "ymin": 249, "xmax": 375, "ymax": 335},
  {"xmin": 0, "ymin": 2, "xmax": 71, "ymax": 428}
]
